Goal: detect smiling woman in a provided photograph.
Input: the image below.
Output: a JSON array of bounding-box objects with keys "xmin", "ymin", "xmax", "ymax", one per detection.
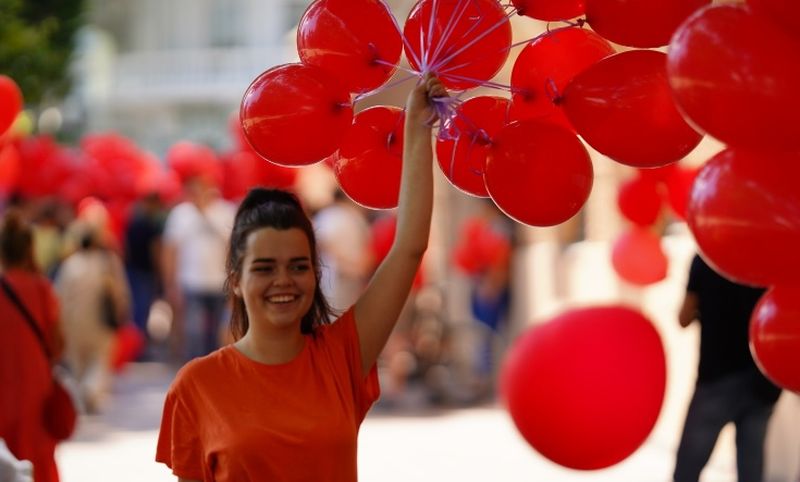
[{"xmin": 155, "ymin": 74, "xmax": 446, "ymax": 482}]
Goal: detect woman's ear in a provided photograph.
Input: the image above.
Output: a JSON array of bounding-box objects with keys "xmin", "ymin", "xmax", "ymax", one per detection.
[{"xmin": 232, "ymin": 274, "xmax": 242, "ymax": 298}]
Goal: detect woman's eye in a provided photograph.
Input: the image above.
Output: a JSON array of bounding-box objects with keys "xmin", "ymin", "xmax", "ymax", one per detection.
[
  {"xmin": 253, "ymin": 266, "xmax": 274, "ymax": 273},
  {"xmin": 292, "ymin": 264, "xmax": 311, "ymax": 272}
]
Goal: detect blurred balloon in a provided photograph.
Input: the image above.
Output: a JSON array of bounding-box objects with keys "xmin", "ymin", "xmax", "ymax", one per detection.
[
  {"xmin": 512, "ymin": 0, "xmax": 585, "ymax": 21},
  {"xmin": 612, "ymin": 227, "xmax": 668, "ymax": 285},
  {"xmin": 687, "ymin": 148, "xmax": 800, "ymax": 287},
  {"xmin": 241, "ymin": 63, "xmax": 353, "ymax": 166},
  {"xmin": 667, "ymin": 4, "xmax": 800, "ymax": 152},
  {"xmin": 0, "ymin": 143, "xmax": 21, "ymax": 196},
  {"xmin": 404, "ymin": 0, "xmax": 512, "ymax": 90},
  {"xmin": 221, "ymin": 150, "xmax": 297, "ymax": 201},
  {"xmin": 500, "ymin": 305, "xmax": 666, "ymax": 470},
  {"xmin": 563, "ymin": 50, "xmax": 702, "ymax": 168},
  {"xmin": 585, "ymin": 0, "xmax": 710, "ymax": 48},
  {"xmin": 510, "ymin": 27, "xmax": 614, "ymax": 124},
  {"xmin": 165, "ymin": 140, "xmax": 221, "ymax": 186},
  {"xmin": 436, "ymin": 96, "xmax": 510, "ymax": 197},
  {"xmin": 747, "ymin": 0, "xmax": 800, "ymax": 38},
  {"xmin": 0, "ymin": 75, "xmax": 23, "ymax": 135},
  {"xmin": 334, "ymin": 106, "xmax": 404, "ymax": 209},
  {"xmin": 371, "ymin": 214, "xmax": 426, "ymax": 290},
  {"xmin": 452, "ymin": 214, "xmax": 511, "ymax": 275},
  {"xmin": 297, "ymin": 0, "xmax": 402, "ymax": 94},
  {"xmin": 663, "ymin": 165, "xmax": 698, "ymax": 220},
  {"xmin": 750, "ymin": 286, "xmax": 800, "ymax": 393},
  {"xmin": 617, "ymin": 176, "xmax": 662, "ymax": 226},
  {"xmin": 485, "ymin": 120, "xmax": 592, "ymax": 227}
]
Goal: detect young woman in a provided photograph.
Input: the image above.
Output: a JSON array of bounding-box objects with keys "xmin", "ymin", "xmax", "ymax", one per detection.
[{"xmin": 156, "ymin": 74, "xmax": 446, "ymax": 481}]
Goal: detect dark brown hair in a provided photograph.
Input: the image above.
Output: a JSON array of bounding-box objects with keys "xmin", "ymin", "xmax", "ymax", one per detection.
[
  {"xmin": 225, "ymin": 188, "xmax": 334, "ymax": 340},
  {"xmin": 0, "ymin": 209, "xmax": 35, "ymax": 271}
]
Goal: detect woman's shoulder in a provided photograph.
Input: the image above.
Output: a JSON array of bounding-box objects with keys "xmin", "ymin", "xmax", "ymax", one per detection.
[{"xmin": 169, "ymin": 346, "xmax": 239, "ymax": 393}]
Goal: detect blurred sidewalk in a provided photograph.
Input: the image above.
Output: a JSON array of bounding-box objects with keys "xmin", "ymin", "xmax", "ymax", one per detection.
[{"xmin": 56, "ymin": 362, "xmax": 745, "ymax": 482}]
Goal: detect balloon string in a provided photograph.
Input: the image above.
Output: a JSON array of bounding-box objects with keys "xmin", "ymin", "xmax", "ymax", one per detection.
[
  {"xmin": 422, "ymin": 0, "xmax": 440, "ymax": 69},
  {"xmin": 353, "ymin": 73, "xmax": 419, "ymax": 104},
  {"xmin": 388, "ymin": 4, "xmax": 424, "ymax": 71},
  {"xmin": 428, "ymin": 8, "xmax": 516, "ymax": 74},
  {"xmin": 425, "ymin": 0, "xmax": 473, "ymax": 74},
  {"xmin": 436, "ymin": 71, "xmax": 523, "ymax": 94},
  {"xmin": 544, "ymin": 77, "xmax": 562, "ymax": 105},
  {"xmin": 373, "ymin": 59, "xmax": 419, "ymax": 76}
]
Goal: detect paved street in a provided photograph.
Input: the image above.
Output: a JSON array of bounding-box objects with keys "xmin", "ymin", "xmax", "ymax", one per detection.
[{"xmin": 55, "ymin": 362, "xmax": 796, "ymax": 482}]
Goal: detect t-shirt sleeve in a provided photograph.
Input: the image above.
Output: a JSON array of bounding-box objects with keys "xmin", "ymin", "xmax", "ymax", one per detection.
[
  {"xmin": 156, "ymin": 381, "xmax": 205, "ymax": 480},
  {"xmin": 329, "ymin": 309, "xmax": 380, "ymax": 424}
]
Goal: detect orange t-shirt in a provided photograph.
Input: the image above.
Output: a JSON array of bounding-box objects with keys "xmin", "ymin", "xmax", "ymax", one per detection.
[{"xmin": 156, "ymin": 308, "xmax": 380, "ymax": 481}]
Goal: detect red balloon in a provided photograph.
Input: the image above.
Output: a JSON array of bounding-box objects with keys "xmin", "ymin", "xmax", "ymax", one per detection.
[
  {"xmin": 617, "ymin": 176, "xmax": 662, "ymax": 226},
  {"xmin": 563, "ymin": 50, "xmax": 702, "ymax": 168},
  {"xmin": 241, "ymin": 63, "xmax": 353, "ymax": 166},
  {"xmin": 334, "ymin": 106, "xmax": 404, "ymax": 209},
  {"xmin": 510, "ymin": 27, "xmax": 614, "ymax": 124},
  {"xmin": 612, "ymin": 227, "xmax": 668, "ymax": 286},
  {"xmin": 0, "ymin": 75, "xmax": 23, "ymax": 135},
  {"xmin": 404, "ymin": 0, "xmax": 512, "ymax": 90},
  {"xmin": 485, "ymin": 121, "xmax": 592, "ymax": 227},
  {"xmin": 637, "ymin": 163, "xmax": 678, "ymax": 183},
  {"xmin": 452, "ymin": 215, "xmax": 511, "ymax": 275},
  {"xmin": 297, "ymin": 0, "xmax": 402, "ymax": 94},
  {"xmin": 585, "ymin": 0, "xmax": 710, "ymax": 48},
  {"xmin": 663, "ymin": 165, "xmax": 698, "ymax": 220},
  {"xmin": 747, "ymin": 0, "xmax": 800, "ymax": 38},
  {"xmin": 0, "ymin": 143, "xmax": 21, "ymax": 195},
  {"xmin": 371, "ymin": 214, "xmax": 425, "ymax": 290},
  {"xmin": 436, "ymin": 96, "xmax": 510, "ymax": 197},
  {"xmin": 667, "ymin": 5, "xmax": 800, "ymax": 152},
  {"xmin": 511, "ymin": 0, "xmax": 585, "ymax": 21},
  {"xmin": 750, "ymin": 286, "xmax": 800, "ymax": 393},
  {"xmin": 165, "ymin": 140, "xmax": 221, "ymax": 187},
  {"xmin": 500, "ymin": 306, "xmax": 666, "ymax": 470},
  {"xmin": 687, "ymin": 148, "xmax": 800, "ymax": 287}
]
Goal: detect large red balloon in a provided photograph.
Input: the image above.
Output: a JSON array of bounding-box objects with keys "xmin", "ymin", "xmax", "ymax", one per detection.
[
  {"xmin": 563, "ymin": 50, "xmax": 703, "ymax": 168},
  {"xmin": 297, "ymin": 0, "xmax": 402, "ymax": 94},
  {"xmin": 501, "ymin": 306, "xmax": 666, "ymax": 470},
  {"xmin": 585, "ymin": 0, "xmax": 710, "ymax": 48},
  {"xmin": 750, "ymin": 286, "xmax": 800, "ymax": 393},
  {"xmin": 436, "ymin": 96, "xmax": 510, "ymax": 197},
  {"xmin": 617, "ymin": 176, "xmax": 662, "ymax": 226},
  {"xmin": 510, "ymin": 27, "xmax": 614, "ymax": 125},
  {"xmin": 511, "ymin": 0, "xmax": 585, "ymax": 21},
  {"xmin": 687, "ymin": 148, "xmax": 800, "ymax": 287},
  {"xmin": 334, "ymin": 106, "xmax": 404, "ymax": 209},
  {"xmin": 747, "ymin": 0, "xmax": 800, "ymax": 38},
  {"xmin": 611, "ymin": 227, "xmax": 668, "ymax": 286},
  {"xmin": 404, "ymin": 0, "xmax": 512, "ymax": 90},
  {"xmin": 0, "ymin": 75, "xmax": 23, "ymax": 136},
  {"xmin": 241, "ymin": 63, "xmax": 353, "ymax": 166},
  {"xmin": 485, "ymin": 121, "xmax": 592, "ymax": 227},
  {"xmin": 667, "ymin": 5, "xmax": 800, "ymax": 152}
]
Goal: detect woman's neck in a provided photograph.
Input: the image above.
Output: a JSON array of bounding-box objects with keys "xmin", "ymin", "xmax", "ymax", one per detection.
[{"xmin": 234, "ymin": 327, "xmax": 305, "ymax": 365}]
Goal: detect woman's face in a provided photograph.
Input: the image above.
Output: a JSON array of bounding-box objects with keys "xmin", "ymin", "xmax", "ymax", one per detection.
[{"xmin": 234, "ymin": 227, "xmax": 316, "ymax": 333}]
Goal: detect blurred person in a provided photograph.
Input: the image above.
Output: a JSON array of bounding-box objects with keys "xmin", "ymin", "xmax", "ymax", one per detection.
[
  {"xmin": 673, "ymin": 254, "xmax": 782, "ymax": 482},
  {"xmin": 156, "ymin": 75, "xmax": 445, "ymax": 481},
  {"xmin": 54, "ymin": 224, "xmax": 131, "ymax": 414},
  {"xmin": 0, "ymin": 209, "xmax": 64, "ymax": 482},
  {"xmin": 31, "ymin": 200, "xmax": 67, "ymax": 279},
  {"xmin": 161, "ymin": 174, "xmax": 235, "ymax": 362},
  {"xmin": 312, "ymin": 188, "xmax": 374, "ymax": 312},
  {"xmin": 124, "ymin": 192, "xmax": 166, "ymax": 347}
]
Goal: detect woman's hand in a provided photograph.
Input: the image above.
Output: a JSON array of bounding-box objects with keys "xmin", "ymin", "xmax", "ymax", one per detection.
[{"xmin": 405, "ymin": 73, "xmax": 448, "ymax": 131}]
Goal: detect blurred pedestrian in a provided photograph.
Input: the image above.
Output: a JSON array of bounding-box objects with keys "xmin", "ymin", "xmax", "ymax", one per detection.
[
  {"xmin": 124, "ymin": 192, "xmax": 166, "ymax": 349},
  {"xmin": 673, "ymin": 254, "xmax": 782, "ymax": 482},
  {"xmin": 161, "ymin": 173, "xmax": 235, "ymax": 362},
  {"xmin": 156, "ymin": 74, "xmax": 446, "ymax": 481},
  {"xmin": 312, "ymin": 188, "xmax": 373, "ymax": 312},
  {"xmin": 55, "ymin": 222, "xmax": 131, "ymax": 414},
  {"xmin": 0, "ymin": 209, "xmax": 64, "ymax": 482}
]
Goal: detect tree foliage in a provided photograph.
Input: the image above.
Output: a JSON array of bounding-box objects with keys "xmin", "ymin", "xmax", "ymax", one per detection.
[{"xmin": 0, "ymin": 0, "xmax": 85, "ymax": 105}]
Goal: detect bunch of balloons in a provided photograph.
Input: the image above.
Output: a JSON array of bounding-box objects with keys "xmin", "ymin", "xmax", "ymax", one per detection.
[
  {"xmin": 669, "ymin": 1, "xmax": 800, "ymax": 394},
  {"xmin": 239, "ymin": 0, "xmax": 711, "ymax": 228}
]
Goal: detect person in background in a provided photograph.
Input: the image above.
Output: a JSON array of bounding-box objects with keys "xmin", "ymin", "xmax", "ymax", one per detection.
[
  {"xmin": 161, "ymin": 173, "xmax": 236, "ymax": 362},
  {"xmin": 673, "ymin": 254, "xmax": 782, "ymax": 482},
  {"xmin": 55, "ymin": 222, "xmax": 131, "ymax": 414},
  {"xmin": 156, "ymin": 74, "xmax": 446, "ymax": 481},
  {"xmin": 312, "ymin": 188, "xmax": 374, "ymax": 312},
  {"xmin": 0, "ymin": 209, "xmax": 63, "ymax": 482},
  {"xmin": 124, "ymin": 192, "xmax": 166, "ymax": 353}
]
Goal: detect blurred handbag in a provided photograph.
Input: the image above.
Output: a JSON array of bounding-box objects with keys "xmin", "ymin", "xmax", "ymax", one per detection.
[{"xmin": 1, "ymin": 277, "xmax": 78, "ymax": 441}]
